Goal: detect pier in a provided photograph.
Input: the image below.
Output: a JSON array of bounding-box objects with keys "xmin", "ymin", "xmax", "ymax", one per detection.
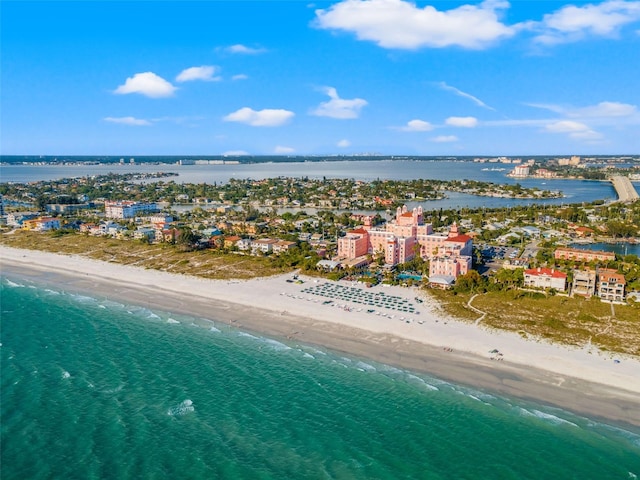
[{"xmin": 610, "ymin": 176, "xmax": 639, "ymax": 202}]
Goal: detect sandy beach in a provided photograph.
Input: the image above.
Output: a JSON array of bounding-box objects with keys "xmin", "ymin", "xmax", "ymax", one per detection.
[{"xmin": 2, "ymin": 245, "xmax": 639, "ymax": 428}]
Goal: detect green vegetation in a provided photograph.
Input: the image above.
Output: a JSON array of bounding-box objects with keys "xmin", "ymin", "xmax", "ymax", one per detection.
[
  {"xmin": 2, "ymin": 169, "xmax": 640, "ymax": 357},
  {"xmin": 1, "ymin": 230, "xmax": 289, "ymax": 280},
  {"xmin": 427, "ymin": 289, "xmax": 639, "ymax": 356}
]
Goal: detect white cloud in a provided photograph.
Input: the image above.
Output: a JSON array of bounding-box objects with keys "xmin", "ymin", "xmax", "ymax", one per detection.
[
  {"xmin": 545, "ymin": 120, "xmax": 603, "ymax": 140},
  {"xmin": 532, "ymin": 0, "xmax": 640, "ymax": 45},
  {"xmin": 314, "ymin": 0, "xmax": 516, "ymax": 49},
  {"xmin": 436, "ymin": 82, "xmax": 495, "ymax": 110},
  {"xmin": 524, "ymin": 102, "xmax": 567, "ymax": 114},
  {"xmin": 224, "ymin": 44, "xmax": 267, "ymax": 54},
  {"xmin": 337, "ymin": 139, "xmax": 351, "ymax": 147},
  {"xmin": 274, "ymin": 145, "xmax": 295, "ymax": 154},
  {"xmin": 445, "ymin": 116, "xmax": 478, "ymax": 128},
  {"xmin": 399, "ymin": 119, "xmax": 434, "ymax": 131},
  {"xmin": 311, "ymin": 87, "xmax": 367, "ymax": 119},
  {"xmin": 176, "ymin": 66, "xmax": 221, "ymax": 83},
  {"xmin": 232, "ymin": 74, "xmax": 249, "ymax": 81},
  {"xmin": 527, "ymin": 100, "xmax": 638, "ymax": 119},
  {"xmin": 104, "ymin": 116, "xmax": 152, "ymax": 126},
  {"xmin": 223, "ymin": 150, "xmax": 250, "ymax": 156},
  {"xmin": 430, "ymin": 135, "xmax": 459, "ymax": 143},
  {"xmin": 223, "ymin": 107, "xmax": 295, "ymax": 127},
  {"xmin": 573, "ymin": 101, "xmax": 637, "ymax": 117},
  {"xmin": 114, "ymin": 72, "xmax": 176, "ymax": 98}
]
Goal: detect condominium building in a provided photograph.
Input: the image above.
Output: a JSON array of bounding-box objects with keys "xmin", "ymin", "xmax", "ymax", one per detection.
[
  {"xmin": 554, "ymin": 247, "xmax": 616, "ymax": 263},
  {"xmin": 104, "ymin": 200, "xmax": 158, "ymax": 219},
  {"xmin": 509, "ymin": 165, "xmax": 530, "ymax": 178}
]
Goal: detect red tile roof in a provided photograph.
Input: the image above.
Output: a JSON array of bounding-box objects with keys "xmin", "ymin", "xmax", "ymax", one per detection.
[
  {"xmin": 446, "ymin": 234, "xmax": 472, "ymax": 243},
  {"xmin": 524, "ymin": 267, "xmax": 567, "ymax": 278}
]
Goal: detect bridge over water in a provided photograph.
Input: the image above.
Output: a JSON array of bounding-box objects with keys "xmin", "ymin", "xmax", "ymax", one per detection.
[{"xmin": 610, "ymin": 176, "xmax": 639, "ymax": 202}]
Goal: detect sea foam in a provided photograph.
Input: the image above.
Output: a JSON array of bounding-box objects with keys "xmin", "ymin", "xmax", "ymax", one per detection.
[{"xmin": 167, "ymin": 399, "xmax": 194, "ymax": 416}]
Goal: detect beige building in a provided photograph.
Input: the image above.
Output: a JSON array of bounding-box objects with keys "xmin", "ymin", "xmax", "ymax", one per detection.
[
  {"xmin": 597, "ymin": 269, "xmax": 626, "ymax": 302},
  {"xmin": 572, "ymin": 269, "xmax": 596, "ymax": 297},
  {"xmin": 555, "ymin": 247, "xmax": 615, "ymax": 263}
]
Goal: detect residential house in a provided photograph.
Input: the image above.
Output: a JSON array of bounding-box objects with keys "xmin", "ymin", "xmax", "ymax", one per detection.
[
  {"xmin": 133, "ymin": 227, "xmax": 155, "ymax": 241},
  {"xmin": 251, "ymin": 238, "xmax": 278, "ymax": 255},
  {"xmin": 223, "ymin": 235, "xmax": 242, "ymax": 249},
  {"xmin": 597, "ymin": 269, "xmax": 626, "ymax": 302},
  {"xmin": 7, "ymin": 212, "xmax": 38, "ymax": 227},
  {"xmin": 22, "ymin": 217, "xmax": 61, "ymax": 231},
  {"xmin": 572, "ymin": 269, "xmax": 596, "ymax": 297},
  {"xmin": 236, "ymin": 238, "xmax": 252, "ymax": 251},
  {"xmin": 523, "ymin": 267, "xmax": 567, "ymax": 291},
  {"xmin": 272, "ymin": 240, "xmax": 297, "ymax": 254}
]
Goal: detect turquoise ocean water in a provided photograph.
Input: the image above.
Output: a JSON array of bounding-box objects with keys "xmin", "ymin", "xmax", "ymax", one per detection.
[{"xmin": 2, "ymin": 276, "xmax": 639, "ymax": 479}]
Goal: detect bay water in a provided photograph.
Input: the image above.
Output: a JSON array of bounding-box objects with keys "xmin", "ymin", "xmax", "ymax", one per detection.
[
  {"xmin": 2, "ymin": 276, "xmax": 639, "ymax": 479},
  {"xmin": 0, "ymin": 160, "xmax": 625, "ymax": 209}
]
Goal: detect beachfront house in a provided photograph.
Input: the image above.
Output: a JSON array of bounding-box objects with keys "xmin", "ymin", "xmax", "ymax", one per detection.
[
  {"xmin": 251, "ymin": 238, "xmax": 278, "ymax": 255},
  {"xmin": 223, "ymin": 235, "xmax": 242, "ymax": 249},
  {"xmin": 523, "ymin": 267, "xmax": 567, "ymax": 292},
  {"xmin": 7, "ymin": 212, "xmax": 38, "ymax": 227},
  {"xmin": 572, "ymin": 269, "xmax": 596, "ymax": 297},
  {"xmin": 597, "ymin": 269, "xmax": 626, "ymax": 302},
  {"xmin": 22, "ymin": 217, "xmax": 61, "ymax": 232},
  {"xmin": 133, "ymin": 227, "xmax": 155, "ymax": 241},
  {"xmin": 272, "ymin": 240, "xmax": 297, "ymax": 254}
]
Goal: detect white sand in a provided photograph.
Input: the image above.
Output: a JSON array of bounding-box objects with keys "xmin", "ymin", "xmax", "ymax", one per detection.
[{"xmin": 2, "ymin": 245, "xmax": 638, "ymax": 399}]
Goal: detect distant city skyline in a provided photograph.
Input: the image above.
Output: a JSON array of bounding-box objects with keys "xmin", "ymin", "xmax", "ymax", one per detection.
[{"xmin": 2, "ymin": 0, "xmax": 639, "ymax": 156}]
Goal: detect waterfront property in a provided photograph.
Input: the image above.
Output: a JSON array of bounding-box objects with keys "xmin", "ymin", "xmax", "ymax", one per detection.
[
  {"xmin": 21, "ymin": 216, "xmax": 61, "ymax": 232},
  {"xmin": 104, "ymin": 200, "xmax": 159, "ymax": 219},
  {"xmin": 572, "ymin": 269, "xmax": 596, "ymax": 297},
  {"xmin": 337, "ymin": 206, "xmax": 473, "ymax": 283},
  {"xmin": 523, "ymin": 267, "xmax": 567, "ymax": 291},
  {"xmin": 597, "ymin": 268, "xmax": 626, "ymax": 302},
  {"xmin": 554, "ymin": 247, "xmax": 616, "ymax": 263}
]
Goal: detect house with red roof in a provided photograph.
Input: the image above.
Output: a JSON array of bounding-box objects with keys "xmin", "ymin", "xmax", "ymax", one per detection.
[{"xmin": 524, "ymin": 267, "xmax": 567, "ymax": 291}]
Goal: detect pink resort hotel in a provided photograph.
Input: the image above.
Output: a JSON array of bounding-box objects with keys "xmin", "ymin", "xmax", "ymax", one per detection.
[{"xmin": 337, "ymin": 205, "xmax": 473, "ymax": 287}]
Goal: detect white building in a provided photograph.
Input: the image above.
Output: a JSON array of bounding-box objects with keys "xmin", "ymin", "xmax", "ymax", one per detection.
[
  {"xmin": 523, "ymin": 267, "xmax": 567, "ymax": 291},
  {"xmin": 105, "ymin": 201, "xmax": 158, "ymax": 219}
]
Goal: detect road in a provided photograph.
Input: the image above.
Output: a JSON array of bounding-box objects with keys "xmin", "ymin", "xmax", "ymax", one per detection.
[{"xmin": 610, "ymin": 176, "xmax": 640, "ymax": 202}]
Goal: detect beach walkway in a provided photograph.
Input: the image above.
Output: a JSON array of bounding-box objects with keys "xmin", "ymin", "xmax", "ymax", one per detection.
[{"xmin": 610, "ymin": 176, "xmax": 639, "ymax": 202}]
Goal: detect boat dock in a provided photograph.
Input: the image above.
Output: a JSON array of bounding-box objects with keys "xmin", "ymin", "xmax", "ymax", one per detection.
[{"xmin": 610, "ymin": 176, "xmax": 639, "ymax": 202}]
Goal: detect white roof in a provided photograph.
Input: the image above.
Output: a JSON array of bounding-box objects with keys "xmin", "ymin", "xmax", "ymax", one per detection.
[{"xmin": 428, "ymin": 275, "xmax": 456, "ymax": 285}]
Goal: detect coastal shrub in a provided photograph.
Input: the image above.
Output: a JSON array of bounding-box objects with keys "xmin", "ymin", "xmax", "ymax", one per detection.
[
  {"xmin": 543, "ymin": 317, "xmax": 566, "ymax": 330},
  {"xmin": 576, "ymin": 313, "xmax": 600, "ymax": 323}
]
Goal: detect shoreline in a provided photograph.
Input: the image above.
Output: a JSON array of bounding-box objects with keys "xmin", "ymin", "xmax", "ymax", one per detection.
[{"xmin": 2, "ymin": 245, "xmax": 639, "ymax": 429}]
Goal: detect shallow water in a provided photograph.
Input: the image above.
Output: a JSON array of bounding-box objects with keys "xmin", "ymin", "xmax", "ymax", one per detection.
[{"xmin": 2, "ymin": 277, "xmax": 639, "ymax": 479}]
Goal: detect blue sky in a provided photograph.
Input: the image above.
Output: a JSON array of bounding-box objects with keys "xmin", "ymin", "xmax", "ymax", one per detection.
[{"xmin": 2, "ymin": 0, "xmax": 639, "ymax": 156}]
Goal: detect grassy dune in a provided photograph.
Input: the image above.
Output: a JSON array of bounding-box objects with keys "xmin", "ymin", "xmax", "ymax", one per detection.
[
  {"xmin": 0, "ymin": 230, "xmax": 286, "ymax": 280},
  {"xmin": 427, "ymin": 289, "xmax": 639, "ymax": 356},
  {"xmin": 3, "ymin": 230, "xmax": 639, "ymax": 356}
]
